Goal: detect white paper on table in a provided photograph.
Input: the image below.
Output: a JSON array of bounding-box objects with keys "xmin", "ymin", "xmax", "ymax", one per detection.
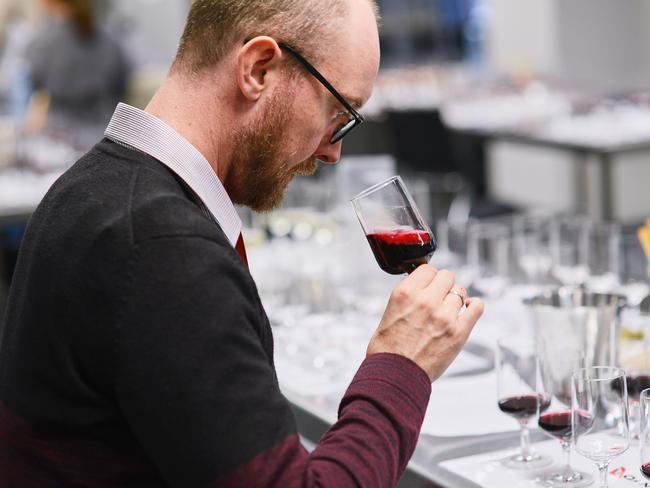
[
  {"xmin": 422, "ymin": 372, "xmax": 519, "ymax": 437},
  {"xmin": 440, "ymin": 437, "xmax": 641, "ymax": 488}
]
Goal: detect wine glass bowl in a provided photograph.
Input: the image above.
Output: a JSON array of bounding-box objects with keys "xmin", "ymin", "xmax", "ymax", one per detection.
[{"xmin": 351, "ymin": 176, "xmax": 436, "ymax": 275}]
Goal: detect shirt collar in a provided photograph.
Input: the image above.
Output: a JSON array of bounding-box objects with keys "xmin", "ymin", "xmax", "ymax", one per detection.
[{"xmin": 104, "ymin": 103, "xmax": 242, "ymax": 247}]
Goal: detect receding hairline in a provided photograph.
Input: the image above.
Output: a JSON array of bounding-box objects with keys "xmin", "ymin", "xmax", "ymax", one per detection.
[{"xmin": 172, "ymin": 0, "xmax": 380, "ymax": 76}]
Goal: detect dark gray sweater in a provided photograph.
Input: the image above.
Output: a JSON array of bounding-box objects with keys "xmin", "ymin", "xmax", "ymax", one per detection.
[{"xmin": 0, "ymin": 139, "xmax": 431, "ymax": 487}]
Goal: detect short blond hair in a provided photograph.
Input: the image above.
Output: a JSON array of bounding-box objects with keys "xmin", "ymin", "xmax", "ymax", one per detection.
[{"xmin": 174, "ymin": 0, "xmax": 378, "ymax": 74}]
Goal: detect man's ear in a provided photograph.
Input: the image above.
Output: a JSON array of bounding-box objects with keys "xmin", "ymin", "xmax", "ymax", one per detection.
[{"xmin": 237, "ymin": 37, "xmax": 283, "ymax": 101}]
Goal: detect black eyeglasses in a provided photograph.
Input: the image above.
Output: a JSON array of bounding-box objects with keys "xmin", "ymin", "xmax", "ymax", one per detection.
[{"xmin": 278, "ymin": 43, "xmax": 365, "ymax": 144}]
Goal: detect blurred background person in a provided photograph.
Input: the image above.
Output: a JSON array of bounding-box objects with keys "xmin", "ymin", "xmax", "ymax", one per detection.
[
  {"xmin": 0, "ymin": 0, "xmax": 37, "ymax": 121},
  {"xmin": 24, "ymin": 0, "xmax": 130, "ymax": 149}
]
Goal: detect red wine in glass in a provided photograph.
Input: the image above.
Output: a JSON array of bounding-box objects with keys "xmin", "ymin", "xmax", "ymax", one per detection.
[
  {"xmin": 539, "ymin": 410, "xmax": 593, "ymax": 439},
  {"xmin": 538, "ymin": 411, "xmax": 572, "ymax": 439},
  {"xmin": 642, "ymin": 462, "xmax": 650, "ymax": 479},
  {"xmin": 498, "ymin": 394, "xmax": 551, "ymax": 420},
  {"xmin": 352, "ymin": 176, "xmax": 436, "ymax": 276},
  {"xmin": 366, "ymin": 228, "xmax": 436, "ymax": 275}
]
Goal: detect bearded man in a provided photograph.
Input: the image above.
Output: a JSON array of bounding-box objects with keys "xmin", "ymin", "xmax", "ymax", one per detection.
[{"xmin": 0, "ymin": 0, "xmax": 483, "ymax": 486}]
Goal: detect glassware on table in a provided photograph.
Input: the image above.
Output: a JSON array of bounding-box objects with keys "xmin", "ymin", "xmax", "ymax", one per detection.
[
  {"xmin": 572, "ymin": 366, "xmax": 629, "ymax": 488},
  {"xmin": 640, "ymin": 388, "xmax": 650, "ymax": 480},
  {"xmin": 532, "ymin": 287, "xmax": 625, "ymax": 487},
  {"xmin": 618, "ymin": 307, "xmax": 650, "ymax": 440},
  {"xmin": 496, "ymin": 337, "xmax": 553, "ymax": 469},
  {"xmin": 535, "ymin": 343, "xmax": 594, "ymax": 487},
  {"xmin": 622, "ymin": 369, "xmax": 650, "ymax": 440},
  {"xmin": 467, "ymin": 221, "xmax": 511, "ymax": 298},
  {"xmin": 618, "ymin": 232, "xmax": 650, "ymax": 308},
  {"xmin": 513, "ymin": 213, "xmax": 554, "ymax": 285},
  {"xmin": 433, "ymin": 219, "xmax": 470, "ymax": 269},
  {"xmin": 351, "ymin": 175, "xmax": 436, "ymax": 275},
  {"xmin": 585, "ymin": 222, "xmax": 621, "ymax": 293},
  {"xmin": 549, "ymin": 216, "xmax": 590, "ymax": 286}
]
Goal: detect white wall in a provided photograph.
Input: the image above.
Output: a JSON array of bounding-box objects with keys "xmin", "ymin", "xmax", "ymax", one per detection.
[
  {"xmin": 485, "ymin": 0, "xmax": 558, "ymax": 78},
  {"xmin": 554, "ymin": 0, "xmax": 650, "ymax": 93},
  {"xmin": 485, "ymin": 0, "xmax": 650, "ymax": 93}
]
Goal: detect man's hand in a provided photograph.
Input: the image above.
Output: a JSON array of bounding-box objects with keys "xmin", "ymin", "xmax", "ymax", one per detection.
[{"xmin": 367, "ymin": 265, "xmax": 484, "ymax": 382}]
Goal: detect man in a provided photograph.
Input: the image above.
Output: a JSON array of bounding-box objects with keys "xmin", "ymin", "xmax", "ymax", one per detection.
[{"xmin": 0, "ymin": 0, "xmax": 483, "ymax": 486}]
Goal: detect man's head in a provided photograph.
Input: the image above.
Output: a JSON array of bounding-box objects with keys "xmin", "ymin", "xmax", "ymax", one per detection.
[{"xmin": 169, "ymin": 0, "xmax": 380, "ymax": 211}]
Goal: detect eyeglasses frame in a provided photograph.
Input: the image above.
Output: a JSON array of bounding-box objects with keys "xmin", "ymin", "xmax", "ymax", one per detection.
[{"xmin": 277, "ymin": 42, "xmax": 365, "ymax": 144}]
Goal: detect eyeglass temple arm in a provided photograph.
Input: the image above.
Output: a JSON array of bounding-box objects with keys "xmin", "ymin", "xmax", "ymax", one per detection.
[{"xmin": 278, "ymin": 43, "xmax": 364, "ymax": 121}]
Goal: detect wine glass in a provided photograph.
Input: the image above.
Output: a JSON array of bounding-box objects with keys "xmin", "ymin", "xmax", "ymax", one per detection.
[
  {"xmin": 640, "ymin": 388, "xmax": 650, "ymax": 481},
  {"xmin": 585, "ymin": 222, "xmax": 621, "ymax": 293},
  {"xmin": 572, "ymin": 366, "xmax": 630, "ymax": 488},
  {"xmin": 467, "ymin": 221, "xmax": 511, "ymax": 298},
  {"xmin": 496, "ymin": 337, "xmax": 553, "ymax": 469},
  {"xmin": 351, "ymin": 176, "xmax": 436, "ymax": 275},
  {"xmin": 549, "ymin": 216, "xmax": 590, "ymax": 286},
  {"xmin": 513, "ymin": 213, "xmax": 554, "ymax": 285},
  {"xmin": 536, "ymin": 348, "xmax": 594, "ymax": 487}
]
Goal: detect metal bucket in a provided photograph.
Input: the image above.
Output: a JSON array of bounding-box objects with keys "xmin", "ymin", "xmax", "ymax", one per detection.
[{"xmin": 530, "ymin": 287, "xmax": 626, "ymax": 404}]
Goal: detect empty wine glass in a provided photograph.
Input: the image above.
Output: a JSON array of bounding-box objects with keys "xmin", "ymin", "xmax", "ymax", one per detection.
[
  {"xmin": 549, "ymin": 216, "xmax": 590, "ymax": 286},
  {"xmin": 513, "ymin": 213, "xmax": 554, "ymax": 285},
  {"xmin": 618, "ymin": 232, "xmax": 650, "ymax": 308},
  {"xmin": 467, "ymin": 221, "xmax": 511, "ymax": 298},
  {"xmin": 572, "ymin": 366, "xmax": 630, "ymax": 488},
  {"xmin": 496, "ymin": 337, "xmax": 553, "ymax": 469},
  {"xmin": 351, "ymin": 176, "xmax": 436, "ymax": 275},
  {"xmin": 585, "ymin": 222, "xmax": 621, "ymax": 293}
]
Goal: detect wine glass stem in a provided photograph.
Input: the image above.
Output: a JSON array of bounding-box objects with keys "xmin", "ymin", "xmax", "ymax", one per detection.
[
  {"xmin": 597, "ymin": 462, "xmax": 610, "ymax": 487},
  {"xmin": 560, "ymin": 439, "xmax": 572, "ymax": 476},
  {"xmin": 518, "ymin": 421, "xmax": 531, "ymax": 459}
]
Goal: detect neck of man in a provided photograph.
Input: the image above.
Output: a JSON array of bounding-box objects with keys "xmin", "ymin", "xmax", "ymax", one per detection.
[{"xmin": 145, "ymin": 72, "xmax": 236, "ymax": 186}]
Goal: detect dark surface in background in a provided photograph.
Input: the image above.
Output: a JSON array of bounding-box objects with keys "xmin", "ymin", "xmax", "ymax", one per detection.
[{"xmin": 341, "ymin": 108, "xmax": 516, "ymax": 220}]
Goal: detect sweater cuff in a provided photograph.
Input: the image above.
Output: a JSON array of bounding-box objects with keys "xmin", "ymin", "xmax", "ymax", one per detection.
[{"xmin": 340, "ymin": 353, "xmax": 431, "ymax": 420}]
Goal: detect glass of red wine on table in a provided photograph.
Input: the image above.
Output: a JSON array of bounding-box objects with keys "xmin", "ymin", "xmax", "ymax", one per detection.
[
  {"xmin": 615, "ymin": 369, "xmax": 650, "ymax": 440},
  {"xmin": 641, "ymin": 388, "xmax": 650, "ymax": 481},
  {"xmin": 496, "ymin": 337, "xmax": 554, "ymax": 470},
  {"xmin": 536, "ymin": 352, "xmax": 594, "ymax": 488},
  {"xmin": 351, "ymin": 176, "xmax": 436, "ymax": 276}
]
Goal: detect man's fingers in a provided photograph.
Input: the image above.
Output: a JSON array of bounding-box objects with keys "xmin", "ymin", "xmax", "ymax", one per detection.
[
  {"xmin": 403, "ymin": 264, "xmax": 438, "ymax": 289},
  {"xmin": 424, "ymin": 269, "xmax": 455, "ymax": 304},
  {"xmin": 446, "ymin": 285, "xmax": 467, "ymax": 308},
  {"xmin": 455, "ymin": 297, "xmax": 484, "ymax": 339},
  {"xmin": 433, "ymin": 285, "xmax": 467, "ymax": 322}
]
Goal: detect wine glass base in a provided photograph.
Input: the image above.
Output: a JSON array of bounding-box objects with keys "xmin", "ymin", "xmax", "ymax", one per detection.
[
  {"xmin": 501, "ymin": 452, "xmax": 554, "ymax": 470},
  {"xmin": 536, "ymin": 469, "xmax": 594, "ymax": 487}
]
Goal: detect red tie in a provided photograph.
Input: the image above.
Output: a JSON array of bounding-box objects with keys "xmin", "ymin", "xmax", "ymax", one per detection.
[{"xmin": 235, "ymin": 233, "xmax": 248, "ymax": 267}]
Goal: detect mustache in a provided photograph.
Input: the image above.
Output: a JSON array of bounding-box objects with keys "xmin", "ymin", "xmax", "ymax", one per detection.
[{"xmin": 292, "ymin": 158, "xmax": 318, "ymax": 176}]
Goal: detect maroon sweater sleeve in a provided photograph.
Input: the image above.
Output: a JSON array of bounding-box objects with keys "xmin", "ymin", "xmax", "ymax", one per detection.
[{"xmin": 210, "ymin": 353, "xmax": 432, "ymax": 488}]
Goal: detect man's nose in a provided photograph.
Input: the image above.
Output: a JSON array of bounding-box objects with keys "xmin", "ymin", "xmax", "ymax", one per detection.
[{"xmin": 313, "ymin": 135, "xmax": 342, "ymax": 165}]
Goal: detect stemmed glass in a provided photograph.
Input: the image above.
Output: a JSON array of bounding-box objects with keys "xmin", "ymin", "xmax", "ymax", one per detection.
[
  {"xmin": 513, "ymin": 213, "xmax": 554, "ymax": 285},
  {"xmin": 536, "ymin": 349, "xmax": 594, "ymax": 487},
  {"xmin": 351, "ymin": 176, "xmax": 436, "ymax": 275},
  {"xmin": 496, "ymin": 337, "xmax": 553, "ymax": 469},
  {"xmin": 585, "ymin": 222, "xmax": 621, "ymax": 293},
  {"xmin": 549, "ymin": 216, "xmax": 590, "ymax": 286},
  {"xmin": 572, "ymin": 366, "xmax": 630, "ymax": 488},
  {"xmin": 467, "ymin": 221, "xmax": 511, "ymax": 298},
  {"xmin": 640, "ymin": 388, "xmax": 650, "ymax": 481}
]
